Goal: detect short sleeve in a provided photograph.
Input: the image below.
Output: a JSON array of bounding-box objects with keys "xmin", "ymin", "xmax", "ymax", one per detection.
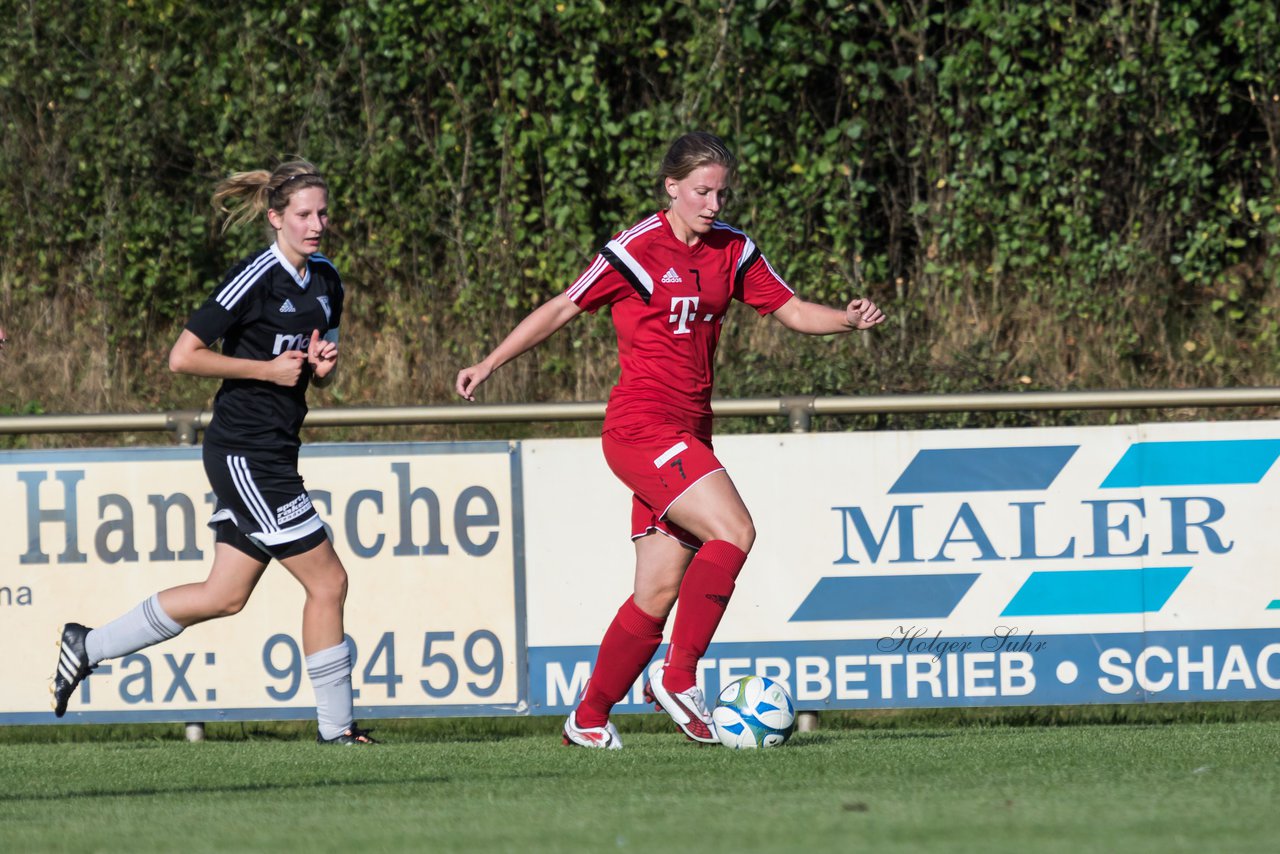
[
  {"xmin": 184, "ymin": 253, "xmax": 272, "ymax": 345},
  {"xmin": 185, "ymin": 285, "xmax": 254, "ymax": 346},
  {"xmin": 734, "ymin": 247, "xmax": 796, "ymax": 316},
  {"xmin": 564, "ymin": 253, "xmax": 634, "ymax": 313}
]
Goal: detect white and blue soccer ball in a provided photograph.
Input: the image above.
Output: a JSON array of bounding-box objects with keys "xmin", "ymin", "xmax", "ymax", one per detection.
[{"xmin": 711, "ymin": 675, "xmax": 796, "ymax": 749}]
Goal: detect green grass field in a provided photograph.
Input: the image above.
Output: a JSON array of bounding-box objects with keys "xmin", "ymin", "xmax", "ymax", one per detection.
[{"xmin": 2, "ymin": 709, "xmax": 1277, "ymax": 853}]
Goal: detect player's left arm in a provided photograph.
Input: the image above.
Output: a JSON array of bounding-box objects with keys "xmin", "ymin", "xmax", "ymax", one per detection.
[{"xmin": 770, "ymin": 295, "xmax": 885, "ymax": 335}]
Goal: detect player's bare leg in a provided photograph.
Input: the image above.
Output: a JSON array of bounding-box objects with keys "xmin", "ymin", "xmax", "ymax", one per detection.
[
  {"xmin": 157, "ymin": 543, "xmax": 269, "ymax": 626},
  {"xmin": 280, "ymin": 539, "xmax": 374, "ymax": 744},
  {"xmin": 52, "ymin": 544, "xmax": 265, "ymax": 717}
]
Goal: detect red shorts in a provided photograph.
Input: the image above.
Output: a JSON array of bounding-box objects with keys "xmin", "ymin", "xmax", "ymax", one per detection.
[{"xmin": 601, "ymin": 423, "xmax": 725, "ymax": 549}]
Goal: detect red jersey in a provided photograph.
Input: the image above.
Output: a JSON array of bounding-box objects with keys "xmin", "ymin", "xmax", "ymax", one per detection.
[{"xmin": 565, "ymin": 210, "xmax": 795, "ymax": 438}]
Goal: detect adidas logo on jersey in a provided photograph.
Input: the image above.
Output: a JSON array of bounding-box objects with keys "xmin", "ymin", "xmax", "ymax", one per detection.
[
  {"xmin": 661, "ymin": 267, "xmax": 683, "ymax": 284},
  {"xmin": 279, "ymin": 299, "xmax": 297, "ymax": 313}
]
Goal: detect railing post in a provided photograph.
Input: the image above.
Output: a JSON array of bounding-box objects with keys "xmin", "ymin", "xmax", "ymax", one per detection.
[
  {"xmin": 166, "ymin": 410, "xmax": 201, "ymax": 447},
  {"xmin": 782, "ymin": 396, "xmax": 813, "ymax": 434}
]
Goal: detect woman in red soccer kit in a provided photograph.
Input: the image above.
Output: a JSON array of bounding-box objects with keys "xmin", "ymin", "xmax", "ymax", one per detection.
[{"xmin": 456, "ymin": 132, "xmax": 885, "ymax": 748}]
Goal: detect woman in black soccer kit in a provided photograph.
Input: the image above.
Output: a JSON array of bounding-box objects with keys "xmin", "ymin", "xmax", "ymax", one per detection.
[{"xmin": 51, "ymin": 160, "xmax": 375, "ymax": 744}]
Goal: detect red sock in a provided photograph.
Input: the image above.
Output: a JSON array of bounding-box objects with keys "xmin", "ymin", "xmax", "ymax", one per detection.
[
  {"xmin": 664, "ymin": 540, "xmax": 748, "ymax": 692},
  {"xmin": 577, "ymin": 596, "xmax": 665, "ymax": 728}
]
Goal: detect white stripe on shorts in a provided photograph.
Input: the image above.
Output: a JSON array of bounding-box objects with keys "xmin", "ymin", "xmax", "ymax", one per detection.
[
  {"xmin": 653, "ymin": 441, "xmax": 688, "ymax": 468},
  {"xmin": 250, "ymin": 514, "xmax": 325, "ymax": 546},
  {"xmin": 227, "ymin": 455, "xmax": 279, "ymax": 533}
]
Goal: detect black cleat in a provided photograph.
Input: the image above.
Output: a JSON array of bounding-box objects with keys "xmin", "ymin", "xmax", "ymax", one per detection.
[
  {"xmin": 52, "ymin": 623, "xmax": 95, "ymax": 718},
  {"xmin": 317, "ymin": 724, "xmax": 379, "ymax": 745}
]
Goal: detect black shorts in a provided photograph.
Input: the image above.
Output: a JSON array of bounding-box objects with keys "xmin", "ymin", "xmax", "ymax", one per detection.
[{"xmin": 202, "ymin": 443, "xmax": 328, "ymax": 561}]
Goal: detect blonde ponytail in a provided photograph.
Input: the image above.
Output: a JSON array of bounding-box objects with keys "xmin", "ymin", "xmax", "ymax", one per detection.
[{"xmin": 212, "ymin": 160, "xmax": 327, "ymax": 233}]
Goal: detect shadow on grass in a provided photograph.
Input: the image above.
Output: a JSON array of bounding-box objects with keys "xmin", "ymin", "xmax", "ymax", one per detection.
[
  {"xmin": 816, "ymin": 701, "xmax": 1280, "ymax": 730},
  {"xmin": 0, "ymin": 774, "xmax": 453, "ymax": 804},
  {"xmin": 785, "ymin": 730, "xmax": 958, "ymax": 749}
]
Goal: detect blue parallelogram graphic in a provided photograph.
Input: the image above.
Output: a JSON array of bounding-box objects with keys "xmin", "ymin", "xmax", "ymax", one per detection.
[
  {"xmin": 1101, "ymin": 439, "xmax": 1280, "ymax": 488},
  {"xmin": 889, "ymin": 446, "xmax": 1078, "ymax": 494},
  {"xmin": 790, "ymin": 573, "xmax": 979, "ymax": 621},
  {"xmin": 1001, "ymin": 566, "xmax": 1191, "ymax": 616}
]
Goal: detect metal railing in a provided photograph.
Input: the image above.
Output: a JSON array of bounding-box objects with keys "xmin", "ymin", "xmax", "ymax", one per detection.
[{"xmin": 4, "ymin": 387, "xmax": 1280, "ymax": 445}]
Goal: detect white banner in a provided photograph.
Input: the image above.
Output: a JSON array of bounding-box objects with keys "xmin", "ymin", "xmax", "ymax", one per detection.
[
  {"xmin": 1, "ymin": 442, "xmax": 525, "ymax": 723},
  {"xmin": 523, "ymin": 423, "xmax": 1280, "ymax": 713}
]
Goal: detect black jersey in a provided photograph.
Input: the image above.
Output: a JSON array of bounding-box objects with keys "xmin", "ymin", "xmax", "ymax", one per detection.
[{"xmin": 185, "ymin": 243, "xmax": 344, "ymax": 452}]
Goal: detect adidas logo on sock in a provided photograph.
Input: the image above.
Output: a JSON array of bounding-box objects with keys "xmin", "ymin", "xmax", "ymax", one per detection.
[
  {"xmin": 661, "ymin": 267, "xmax": 682, "ymax": 284},
  {"xmin": 280, "ymin": 299, "xmax": 297, "ymax": 313}
]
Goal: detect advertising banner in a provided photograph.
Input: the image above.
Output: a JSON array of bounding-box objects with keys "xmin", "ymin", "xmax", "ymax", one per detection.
[
  {"xmin": 1, "ymin": 442, "xmax": 525, "ymax": 724},
  {"xmin": 524, "ymin": 422, "xmax": 1280, "ymax": 714},
  {"xmin": 7, "ymin": 420, "xmax": 1279, "ymax": 724}
]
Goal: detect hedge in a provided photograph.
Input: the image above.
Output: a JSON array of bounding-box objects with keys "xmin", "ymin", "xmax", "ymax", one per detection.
[{"xmin": 2, "ymin": 0, "xmax": 1278, "ymax": 422}]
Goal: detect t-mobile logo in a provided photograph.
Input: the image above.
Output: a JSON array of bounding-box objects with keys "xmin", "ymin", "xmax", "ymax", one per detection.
[{"xmin": 668, "ymin": 295, "xmax": 700, "ymax": 335}]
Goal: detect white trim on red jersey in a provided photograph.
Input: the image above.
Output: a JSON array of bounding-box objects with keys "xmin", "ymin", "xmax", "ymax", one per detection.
[
  {"xmin": 712, "ymin": 221, "xmax": 772, "ymax": 291},
  {"xmin": 566, "ymin": 254, "xmax": 610, "ymax": 301}
]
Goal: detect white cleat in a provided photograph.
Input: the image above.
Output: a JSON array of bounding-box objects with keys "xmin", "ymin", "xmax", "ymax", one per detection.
[
  {"xmin": 562, "ymin": 710, "xmax": 623, "ymax": 749},
  {"xmin": 643, "ymin": 663, "xmax": 718, "ymax": 744}
]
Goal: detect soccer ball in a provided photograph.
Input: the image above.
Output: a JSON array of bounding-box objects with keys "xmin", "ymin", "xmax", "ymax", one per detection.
[{"xmin": 711, "ymin": 675, "xmax": 796, "ymax": 749}]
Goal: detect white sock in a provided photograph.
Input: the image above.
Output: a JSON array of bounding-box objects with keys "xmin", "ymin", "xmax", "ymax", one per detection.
[
  {"xmin": 307, "ymin": 641, "xmax": 354, "ymax": 740},
  {"xmin": 85, "ymin": 594, "xmax": 183, "ymax": 665}
]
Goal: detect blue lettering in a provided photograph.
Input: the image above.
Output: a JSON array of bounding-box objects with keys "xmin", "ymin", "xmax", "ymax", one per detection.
[
  {"xmin": 391, "ymin": 462, "xmax": 448, "ymax": 557},
  {"xmin": 119, "ymin": 654, "xmax": 153, "ymax": 704},
  {"xmin": 19, "ymin": 469, "xmax": 88, "ymax": 565},
  {"xmin": 147, "ymin": 493, "xmax": 203, "ymax": 562},
  {"xmin": 839, "ymin": 492, "xmax": 1237, "ymax": 568},
  {"xmin": 931, "ymin": 503, "xmax": 1002, "ymax": 562},
  {"xmin": 1084, "ymin": 498, "xmax": 1149, "ymax": 557},
  {"xmin": 162, "ymin": 654, "xmax": 196, "ymax": 702},
  {"xmin": 832, "ymin": 505, "xmax": 922, "ymax": 564},
  {"xmin": 310, "ymin": 489, "xmax": 335, "ymax": 541},
  {"xmin": 1012, "ymin": 501, "xmax": 1075, "ymax": 560},
  {"xmin": 0, "ymin": 586, "xmax": 34, "ymax": 605},
  {"xmin": 96, "ymin": 493, "xmax": 139, "ymax": 563},
  {"xmin": 1163, "ymin": 496, "xmax": 1233, "ymax": 555},
  {"xmin": 346, "ymin": 489, "xmax": 386, "ymax": 558},
  {"xmin": 455, "ymin": 486, "xmax": 499, "ymax": 556}
]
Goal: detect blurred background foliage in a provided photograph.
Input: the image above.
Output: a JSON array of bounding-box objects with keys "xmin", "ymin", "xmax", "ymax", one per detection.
[{"xmin": 2, "ymin": 0, "xmax": 1279, "ymax": 439}]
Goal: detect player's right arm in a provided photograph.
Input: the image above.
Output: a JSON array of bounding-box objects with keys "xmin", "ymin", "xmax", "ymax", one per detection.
[
  {"xmin": 456, "ymin": 293, "xmax": 583, "ymax": 400},
  {"xmin": 169, "ymin": 329, "xmax": 306, "ymax": 387}
]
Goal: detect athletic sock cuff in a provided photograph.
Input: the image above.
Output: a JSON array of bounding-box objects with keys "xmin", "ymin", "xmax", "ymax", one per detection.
[
  {"xmin": 617, "ymin": 595, "xmax": 666, "ymax": 638},
  {"xmin": 697, "ymin": 540, "xmax": 748, "ymax": 580},
  {"xmin": 145, "ymin": 594, "xmax": 183, "ymax": 638},
  {"xmin": 305, "ymin": 641, "xmax": 352, "ymax": 681}
]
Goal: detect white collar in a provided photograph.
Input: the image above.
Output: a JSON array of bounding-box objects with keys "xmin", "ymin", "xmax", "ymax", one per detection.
[{"xmin": 271, "ymin": 242, "xmax": 310, "ymax": 289}]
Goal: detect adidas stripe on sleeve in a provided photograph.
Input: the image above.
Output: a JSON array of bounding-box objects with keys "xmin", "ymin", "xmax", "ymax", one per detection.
[{"xmin": 186, "ymin": 248, "xmax": 278, "ymax": 346}]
